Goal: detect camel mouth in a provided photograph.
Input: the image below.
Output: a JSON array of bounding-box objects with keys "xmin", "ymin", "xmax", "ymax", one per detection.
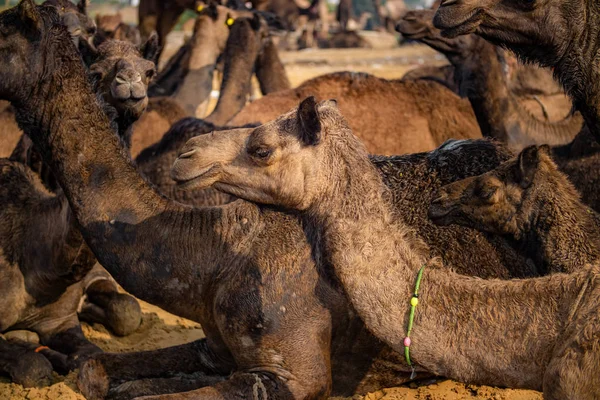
[
  {"xmin": 396, "ymin": 22, "xmax": 429, "ymax": 39},
  {"xmin": 433, "ymin": 8, "xmax": 483, "ymax": 38},
  {"xmin": 427, "ymin": 203, "xmax": 457, "ymax": 226},
  {"xmin": 171, "ymin": 163, "xmax": 221, "ymax": 191}
]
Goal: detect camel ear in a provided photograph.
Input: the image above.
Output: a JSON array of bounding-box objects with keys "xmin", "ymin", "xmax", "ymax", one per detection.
[
  {"xmin": 77, "ymin": 0, "xmax": 87, "ymax": 15},
  {"xmin": 141, "ymin": 32, "xmax": 160, "ymax": 64},
  {"xmin": 516, "ymin": 145, "xmax": 541, "ymax": 188},
  {"xmin": 18, "ymin": 0, "xmax": 42, "ymax": 34},
  {"xmin": 78, "ymin": 38, "xmax": 99, "ymax": 67},
  {"xmin": 297, "ymin": 96, "xmax": 322, "ymax": 146}
]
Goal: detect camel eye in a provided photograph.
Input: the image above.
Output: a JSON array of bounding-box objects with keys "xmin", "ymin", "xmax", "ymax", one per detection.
[{"xmin": 251, "ymin": 147, "xmax": 272, "ymax": 160}]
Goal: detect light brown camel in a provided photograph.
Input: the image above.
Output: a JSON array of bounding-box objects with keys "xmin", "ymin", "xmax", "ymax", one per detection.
[
  {"xmin": 1, "ymin": 4, "xmax": 541, "ymax": 398},
  {"xmin": 172, "ymin": 97, "xmax": 600, "ymax": 399},
  {"xmin": 229, "ymin": 72, "xmax": 483, "ymax": 155},
  {"xmin": 433, "ymin": 0, "xmax": 600, "ymax": 143},
  {"xmin": 397, "ymin": 9, "xmax": 582, "ymax": 150},
  {"xmin": 95, "ymin": 13, "xmax": 142, "ymax": 46},
  {"xmin": 429, "ymin": 145, "xmax": 600, "ymax": 274}
]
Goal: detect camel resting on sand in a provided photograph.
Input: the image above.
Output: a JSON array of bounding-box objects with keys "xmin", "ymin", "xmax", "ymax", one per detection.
[
  {"xmin": 172, "ymin": 97, "xmax": 600, "ymax": 400},
  {"xmin": 429, "ymin": 145, "xmax": 600, "ymax": 274}
]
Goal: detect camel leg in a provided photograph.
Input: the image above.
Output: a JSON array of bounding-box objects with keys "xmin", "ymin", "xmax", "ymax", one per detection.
[
  {"xmin": 79, "ymin": 265, "xmax": 142, "ymax": 336},
  {"xmin": 41, "ymin": 324, "xmax": 103, "ymax": 371},
  {"xmin": 0, "ymin": 337, "xmax": 53, "ymax": 387},
  {"xmin": 133, "ymin": 371, "xmax": 306, "ymax": 399},
  {"xmin": 77, "ymin": 338, "xmax": 233, "ymax": 400},
  {"xmin": 107, "ymin": 375, "xmax": 226, "ymax": 400}
]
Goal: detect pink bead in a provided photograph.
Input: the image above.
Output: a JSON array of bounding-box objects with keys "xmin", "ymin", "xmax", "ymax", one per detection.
[{"xmin": 403, "ymin": 337, "xmax": 411, "ymax": 347}]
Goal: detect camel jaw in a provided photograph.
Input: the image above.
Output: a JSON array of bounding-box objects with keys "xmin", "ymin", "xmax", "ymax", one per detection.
[
  {"xmin": 434, "ymin": 7, "xmax": 484, "ymax": 38},
  {"xmin": 427, "ymin": 203, "xmax": 459, "ymax": 226},
  {"xmin": 171, "ymin": 161, "xmax": 222, "ymax": 191}
]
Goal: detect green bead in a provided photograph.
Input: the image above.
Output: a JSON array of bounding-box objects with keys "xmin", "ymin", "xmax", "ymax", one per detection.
[{"xmin": 410, "ymin": 297, "xmax": 419, "ymax": 307}]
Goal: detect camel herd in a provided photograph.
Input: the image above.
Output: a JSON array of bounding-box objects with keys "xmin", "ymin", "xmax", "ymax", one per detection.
[{"xmin": 0, "ymin": 0, "xmax": 599, "ymax": 399}]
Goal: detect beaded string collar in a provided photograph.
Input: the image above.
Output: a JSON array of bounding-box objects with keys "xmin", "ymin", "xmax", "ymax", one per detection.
[{"xmin": 404, "ymin": 265, "xmax": 425, "ymax": 379}]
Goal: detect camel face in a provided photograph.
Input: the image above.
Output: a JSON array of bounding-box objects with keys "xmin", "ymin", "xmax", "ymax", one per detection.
[
  {"xmin": 398, "ymin": 9, "xmax": 474, "ymax": 56},
  {"xmin": 85, "ymin": 36, "xmax": 159, "ymax": 119},
  {"xmin": 433, "ymin": 0, "xmax": 571, "ymax": 65},
  {"xmin": 45, "ymin": 0, "xmax": 96, "ymax": 47},
  {"xmin": 429, "ymin": 145, "xmax": 553, "ymax": 236},
  {"xmin": 172, "ymin": 97, "xmax": 345, "ymax": 209}
]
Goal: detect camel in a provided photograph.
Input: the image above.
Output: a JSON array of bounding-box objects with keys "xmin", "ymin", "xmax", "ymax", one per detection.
[
  {"xmin": 1, "ymin": 3, "xmax": 547, "ymax": 398},
  {"xmin": 429, "ymin": 145, "xmax": 600, "ymax": 274},
  {"xmin": 205, "ymin": 15, "xmax": 270, "ymax": 125},
  {"xmin": 138, "ymin": 0, "xmax": 195, "ymax": 56},
  {"xmin": 95, "ymin": 13, "xmax": 142, "ymax": 46},
  {"xmin": 229, "ymin": 72, "xmax": 483, "ymax": 155},
  {"xmin": 0, "ymin": 156, "xmax": 141, "ymax": 387},
  {"xmin": 148, "ymin": 4, "xmax": 254, "ymax": 117},
  {"xmin": 254, "ymin": 37, "xmax": 291, "ymax": 94},
  {"xmin": 44, "ymin": 0, "xmax": 96, "ymax": 47},
  {"xmin": 397, "ymin": 9, "xmax": 583, "ymax": 151},
  {"xmin": 433, "ymin": 0, "xmax": 600, "ymax": 143},
  {"xmin": 173, "ymin": 96, "xmax": 600, "ymax": 399}
]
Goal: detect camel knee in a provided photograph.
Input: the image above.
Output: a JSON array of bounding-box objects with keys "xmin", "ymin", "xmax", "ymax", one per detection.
[
  {"xmin": 105, "ymin": 292, "xmax": 142, "ymax": 336},
  {"xmin": 8, "ymin": 351, "xmax": 53, "ymax": 388}
]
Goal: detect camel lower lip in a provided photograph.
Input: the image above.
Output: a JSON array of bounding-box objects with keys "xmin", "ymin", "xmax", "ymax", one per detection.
[
  {"xmin": 172, "ymin": 164, "xmax": 216, "ymax": 189},
  {"xmin": 428, "ymin": 206, "xmax": 454, "ymax": 225}
]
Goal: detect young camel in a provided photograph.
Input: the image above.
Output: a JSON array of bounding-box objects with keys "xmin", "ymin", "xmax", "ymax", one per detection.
[
  {"xmin": 397, "ymin": 9, "xmax": 583, "ymax": 150},
  {"xmin": 1, "ymin": 3, "xmax": 544, "ymax": 398},
  {"xmin": 229, "ymin": 71, "xmax": 483, "ymax": 155},
  {"xmin": 429, "ymin": 145, "xmax": 600, "ymax": 274},
  {"xmin": 433, "ymin": 0, "xmax": 600, "ymax": 143},
  {"xmin": 173, "ymin": 96, "xmax": 600, "ymax": 399}
]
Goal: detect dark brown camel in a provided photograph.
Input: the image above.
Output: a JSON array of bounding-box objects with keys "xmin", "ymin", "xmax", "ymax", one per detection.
[
  {"xmin": 173, "ymin": 96, "xmax": 600, "ymax": 399},
  {"xmin": 433, "ymin": 0, "xmax": 600, "ymax": 143},
  {"xmin": 138, "ymin": 0, "xmax": 195, "ymax": 57},
  {"xmin": 43, "ymin": 0, "xmax": 96, "ymax": 47},
  {"xmin": 254, "ymin": 37, "xmax": 291, "ymax": 95},
  {"xmin": 397, "ymin": 9, "xmax": 583, "ymax": 151},
  {"xmin": 1, "ymin": 3, "xmax": 545, "ymax": 398},
  {"xmin": 430, "ymin": 145, "xmax": 600, "ymax": 274}
]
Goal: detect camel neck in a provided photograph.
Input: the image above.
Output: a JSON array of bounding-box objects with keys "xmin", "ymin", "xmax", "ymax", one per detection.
[
  {"xmin": 11, "ymin": 32, "xmax": 241, "ymax": 316},
  {"xmin": 451, "ymin": 40, "xmax": 581, "ymax": 149},
  {"xmin": 303, "ymin": 136, "xmax": 587, "ymax": 389},
  {"xmin": 173, "ymin": 20, "xmax": 221, "ymax": 116},
  {"xmin": 255, "ymin": 39, "xmax": 291, "ymax": 95},
  {"xmin": 205, "ymin": 22, "xmax": 260, "ymax": 126},
  {"xmin": 520, "ymin": 186, "xmax": 600, "ymax": 273}
]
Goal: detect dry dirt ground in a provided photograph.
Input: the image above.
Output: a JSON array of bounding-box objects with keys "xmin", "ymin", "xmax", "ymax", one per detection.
[{"xmin": 0, "ymin": 40, "xmax": 543, "ymax": 400}]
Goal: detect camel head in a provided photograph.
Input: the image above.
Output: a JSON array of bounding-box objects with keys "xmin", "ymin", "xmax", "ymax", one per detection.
[
  {"xmin": 397, "ymin": 9, "xmax": 474, "ymax": 57},
  {"xmin": 193, "ymin": 2, "xmax": 253, "ymax": 55},
  {"xmin": 172, "ymin": 97, "xmax": 356, "ymax": 210},
  {"xmin": 432, "ymin": 0, "xmax": 580, "ymax": 68},
  {"xmin": 80, "ymin": 35, "xmax": 159, "ymax": 120},
  {"xmin": 95, "ymin": 13, "xmax": 142, "ymax": 46},
  {"xmin": 428, "ymin": 145, "xmax": 555, "ymax": 237},
  {"xmin": 44, "ymin": 0, "xmax": 96, "ymax": 47}
]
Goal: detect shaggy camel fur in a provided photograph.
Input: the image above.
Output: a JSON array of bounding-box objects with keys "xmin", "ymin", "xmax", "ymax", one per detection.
[
  {"xmin": 2, "ymin": 4, "xmax": 542, "ymax": 398},
  {"xmin": 173, "ymin": 97, "xmax": 600, "ymax": 399},
  {"xmin": 229, "ymin": 72, "xmax": 483, "ymax": 155},
  {"xmin": 44, "ymin": 0, "xmax": 96, "ymax": 47},
  {"xmin": 433, "ymin": 0, "xmax": 600, "ymax": 143},
  {"xmin": 430, "ymin": 145, "xmax": 600, "ymax": 274},
  {"xmin": 397, "ymin": 9, "xmax": 583, "ymax": 150}
]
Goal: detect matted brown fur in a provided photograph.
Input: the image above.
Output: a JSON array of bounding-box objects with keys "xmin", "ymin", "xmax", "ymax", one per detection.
[{"xmin": 229, "ymin": 71, "xmax": 482, "ymax": 155}]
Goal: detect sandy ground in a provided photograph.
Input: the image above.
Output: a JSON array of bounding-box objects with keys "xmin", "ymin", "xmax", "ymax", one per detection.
[{"xmin": 0, "ymin": 35, "xmax": 543, "ymax": 400}]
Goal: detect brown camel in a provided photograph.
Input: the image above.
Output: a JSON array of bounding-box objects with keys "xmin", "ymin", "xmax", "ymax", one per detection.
[
  {"xmin": 2, "ymin": 4, "xmax": 546, "ymax": 398},
  {"xmin": 173, "ymin": 96, "xmax": 600, "ymax": 399},
  {"xmin": 401, "ymin": 64, "xmax": 459, "ymax": 93},
  {"xmin": 229, "ymin": 72, "xmax": 483, "ymax": 155},
  {"xmin": 397, "ymin": 9, "xmax": 583, "ymax": 150},
  {"xmin": 95, "ymin": 13, "xmax": 142, "ymax": 46},
  {"xmin": 138, "ymin": 0, "xmax": 195, "ymax": 57},
  {"xmin": 433, "ymin": 0, "xmax": 600, "ymax": 143},
  {"xmin": 205, "ymin": 15, "xmax": 270, "ymax": 125},
  {"xmin": 44, "ymin": 0, "xmax": 96, "ymax": 47},
  {"xmin": 254, "ymin": 37, "xmax": 291, "ymax": 94},
  {"xmin": 148, "ymin": 4, "xmax": 242, "ymax": 116},
  {"xmin": 429, "ymin": 145, "xmax": 600, "ymax": 274}
]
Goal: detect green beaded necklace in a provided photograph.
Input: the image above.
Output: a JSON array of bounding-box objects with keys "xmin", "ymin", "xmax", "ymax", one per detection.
[{"xmin": 403, "ymin": 265, "xmax": 426, "ymax": 379}]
